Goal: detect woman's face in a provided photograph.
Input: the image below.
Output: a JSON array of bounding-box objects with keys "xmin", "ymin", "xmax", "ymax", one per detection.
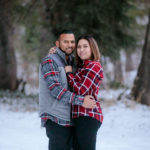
[{"xmin": 77, "ymin": 39, "xmax": 92, "ymax": 61}]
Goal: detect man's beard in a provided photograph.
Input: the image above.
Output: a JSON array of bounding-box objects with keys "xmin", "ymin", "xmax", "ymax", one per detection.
[
  {"xmin": 65, "ymin": 52, "xmax": 72, "ymax": 56},
  {"xmin": 59, "ymin": 47, "xmax": 73, "ymax": 56}
]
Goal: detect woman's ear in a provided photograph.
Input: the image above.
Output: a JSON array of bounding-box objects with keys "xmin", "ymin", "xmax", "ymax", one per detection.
[{"xmin": 55, "ymin": 41, "xmax": 59, "ymax": 47}]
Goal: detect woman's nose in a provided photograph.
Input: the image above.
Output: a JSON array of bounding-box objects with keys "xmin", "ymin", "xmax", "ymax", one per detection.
[{"xmin": 80, "ymin": 47, "xmax": 84, "ymax": 51}]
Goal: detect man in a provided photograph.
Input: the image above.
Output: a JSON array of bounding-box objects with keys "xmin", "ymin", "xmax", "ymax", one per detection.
[{"xmin": 39, "ymin": 30, "xmax": 96, "ymax": 150}]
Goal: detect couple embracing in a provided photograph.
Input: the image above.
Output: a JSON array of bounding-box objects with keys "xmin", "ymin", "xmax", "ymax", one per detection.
[{"xmin": 39, "ymin": 30, "xmax": 104, "ymax": 150}]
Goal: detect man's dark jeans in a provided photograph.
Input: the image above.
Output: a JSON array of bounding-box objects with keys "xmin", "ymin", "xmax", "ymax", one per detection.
[{"xmin": 45, "ymin": 119, "xmax": 73, "ymax": 150}]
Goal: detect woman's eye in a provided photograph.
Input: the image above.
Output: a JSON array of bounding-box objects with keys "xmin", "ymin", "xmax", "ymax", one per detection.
[{"xmin": 84, "ymin": 46, "xmax": 88, "ymax": 48}]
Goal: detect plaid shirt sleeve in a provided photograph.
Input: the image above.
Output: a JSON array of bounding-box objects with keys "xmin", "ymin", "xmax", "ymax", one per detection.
[
  {"xmin": 41, "ymin": 56, "xmax": 84, "ymax": 105},
  {"xmin": 67, "ymin": 62, "xmax": 103, "ymax": 96}
]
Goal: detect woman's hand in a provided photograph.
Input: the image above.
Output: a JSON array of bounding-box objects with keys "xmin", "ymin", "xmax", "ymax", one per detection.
[
  {"xmin": 82, "ymin": 95, "xmax": 96, "ymax": 109},
  {"xmin": 65, "ymin": 66, "xmax": 72, "ymax": 73},
  {"xmin": 48, "ymin": 46, "xmax": 57, "ymax": 54}
]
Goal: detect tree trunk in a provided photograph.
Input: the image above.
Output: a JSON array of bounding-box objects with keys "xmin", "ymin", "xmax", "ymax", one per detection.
[
  {"xmin": 125, "ymin": 52, "xmax": 134, "ymax": 72},
  {"xmin": 0, "ymin": 0, "xmax": 17, "ymax": 90},
  {"xmin": 131, "ymin": 10, "xmax": 150, "ymax": 105},
  {"xmin": 43, "ymin": 0, "xmax": 59, "ymax": 35},
  {"xmin": 113, "ymin": 58, "xmax": 124, "ymax": 85}
]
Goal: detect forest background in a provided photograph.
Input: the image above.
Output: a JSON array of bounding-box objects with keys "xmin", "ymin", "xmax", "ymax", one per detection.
[{"xmin": 0, "ymin": 0, "xmax": 150, "ymax": 105}]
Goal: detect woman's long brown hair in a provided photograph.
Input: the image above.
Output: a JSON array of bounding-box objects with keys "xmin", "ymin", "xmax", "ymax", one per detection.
[{"xmin": 75, "ymin": 35, "xmax": 101, "ymax": 67}]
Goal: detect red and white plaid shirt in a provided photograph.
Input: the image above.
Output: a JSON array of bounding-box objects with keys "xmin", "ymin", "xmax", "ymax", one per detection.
[{"xmin": 67, "ymin": 60, "xmax": 104, "ymax": 123}]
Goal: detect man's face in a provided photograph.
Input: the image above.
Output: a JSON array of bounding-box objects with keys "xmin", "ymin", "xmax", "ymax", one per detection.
[{"xmin": 56, "ymin": 33, "xmax": 75, "ymax": 55}]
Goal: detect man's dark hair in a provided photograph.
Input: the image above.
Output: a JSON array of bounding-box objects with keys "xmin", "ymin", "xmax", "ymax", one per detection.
[{"xmin": 58, "ymin": 29, "xmax": 74, "ymax": 36}]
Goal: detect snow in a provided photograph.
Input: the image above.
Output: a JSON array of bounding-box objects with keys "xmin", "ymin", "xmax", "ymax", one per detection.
[
  {"xmin": 0, "ymin": 91, "xmax": 150, "ymax": 150},
  {"xmin": 0, "ymin": 110, "xmax": 47, "ymax": 150},
  {"xmin": 97, "ymin": 101, "xmax": 150, "ymax": 150},
  {"xmin": 136, "ymin": 16, "xmax": 148, "ymax": 25}
]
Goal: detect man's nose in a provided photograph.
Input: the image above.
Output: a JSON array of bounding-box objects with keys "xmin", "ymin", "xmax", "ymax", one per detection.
[{"xmin": 68, "ymin": 42, "xmax": 73, "ymax": 47}]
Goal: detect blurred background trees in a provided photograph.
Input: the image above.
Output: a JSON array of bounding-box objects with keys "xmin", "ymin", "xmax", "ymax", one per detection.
[
  {"xmin": 0, "ymin": 0, "xmax": 17, "ymax": 90},
  {"xmin": 0, "ymin": 0, "xmax": 149, "ymax": 105}
]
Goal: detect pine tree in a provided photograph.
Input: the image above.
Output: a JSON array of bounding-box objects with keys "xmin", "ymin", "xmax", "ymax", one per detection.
[{"xmin": 44, "ymin": 0, "xmax": 135, "ymax": 59}]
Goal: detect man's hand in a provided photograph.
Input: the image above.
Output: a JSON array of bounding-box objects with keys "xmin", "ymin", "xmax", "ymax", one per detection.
[
  {"xmin": 65, "ymin": 66, "xmax": 72, "ymax": 73},
  {"xmin": 82, "ymin": 95, "xmax": 96, "ymax": 109},
  {"xmin": 48, "ymin": 46, "xmax": 57, "ymax": 54}
]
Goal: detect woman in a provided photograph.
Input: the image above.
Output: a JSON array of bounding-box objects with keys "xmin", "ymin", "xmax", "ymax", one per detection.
[{"xmin": 65, "ymin": 35, "xmax": 104, "ymax": 150}]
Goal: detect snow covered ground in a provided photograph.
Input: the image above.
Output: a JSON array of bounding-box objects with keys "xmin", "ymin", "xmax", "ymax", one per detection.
[{"xmin": 0, "ymin": 90, "xmax": 150, "ymax": 150}]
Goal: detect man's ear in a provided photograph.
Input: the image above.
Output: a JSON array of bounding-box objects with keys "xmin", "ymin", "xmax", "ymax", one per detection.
[{"xmin": 55, "ymin": 41, "xmax": 59, "ymax": 47}]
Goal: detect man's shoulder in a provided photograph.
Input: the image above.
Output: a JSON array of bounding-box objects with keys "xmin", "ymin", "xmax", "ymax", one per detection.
[
  {"xmin": 41, "ymin": 53, "xmax": 65, "ymax": 67},
  {"xmin": 40, "ymin": 55, "xmax": 53, "ymax": 66},
  {"xmin": 41, "ymin": 53, "xmax": 58, "ymax": 62}
]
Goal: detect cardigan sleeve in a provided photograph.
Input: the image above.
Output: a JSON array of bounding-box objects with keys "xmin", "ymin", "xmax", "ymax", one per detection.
[{"xmin": 41, "ymin": 56, "xmax": 84, "ymax": 105}]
